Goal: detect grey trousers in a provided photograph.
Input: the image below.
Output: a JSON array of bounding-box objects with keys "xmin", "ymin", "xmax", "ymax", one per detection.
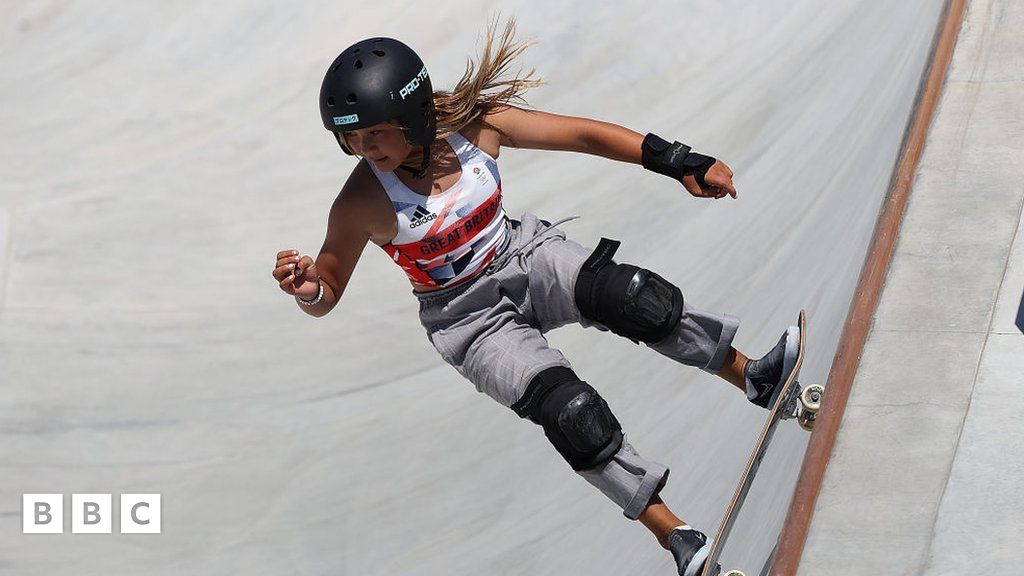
[{"xmin": 416, "ymin": 213, "xmax": 739, "ymax": 520}]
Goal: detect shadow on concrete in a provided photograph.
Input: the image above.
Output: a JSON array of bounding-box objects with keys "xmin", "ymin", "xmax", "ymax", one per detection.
[{"xmin": 1016, "ymin": 287, "xmax": 1024, "ymax": 334}]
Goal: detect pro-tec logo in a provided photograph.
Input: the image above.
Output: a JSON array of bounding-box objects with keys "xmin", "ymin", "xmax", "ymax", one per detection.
[
  {"xmin": 409, "ymin": 205, "xmax": 437, "ymax": 228},
  {"xmin": 399, "ymin": 66, "xmax": 429, "ymax": 100},
  {"xmin": 333, "ymin": 114, "xmax": 359, "ymax": 126}
]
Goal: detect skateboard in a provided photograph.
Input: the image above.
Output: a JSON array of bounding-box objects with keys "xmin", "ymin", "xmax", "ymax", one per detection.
[{"xmin": 700, "ymin": 310, "xmax": 824, "ymax": 576}]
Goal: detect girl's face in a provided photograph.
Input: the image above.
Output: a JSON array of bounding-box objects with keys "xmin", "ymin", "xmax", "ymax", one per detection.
[{"xmin": 340, "ymin": 121, "xmax": 412, "ymax": 172}]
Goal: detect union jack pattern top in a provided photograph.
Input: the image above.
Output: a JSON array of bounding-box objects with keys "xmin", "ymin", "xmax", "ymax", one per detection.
[{"xmin": 367, "ymin": 132, "xmax": 509, "ymax": 289}]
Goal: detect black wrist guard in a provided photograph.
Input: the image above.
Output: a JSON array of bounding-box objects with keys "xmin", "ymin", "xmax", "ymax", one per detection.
[{"xmin": 641, "ymin": 133, "xmax": 717, "ymax": 188}]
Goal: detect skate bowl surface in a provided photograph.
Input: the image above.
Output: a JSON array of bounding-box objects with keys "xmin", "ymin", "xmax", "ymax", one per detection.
[{"xmin": 0, "ymin": 2, "xmax": 945, "ymax": 574}]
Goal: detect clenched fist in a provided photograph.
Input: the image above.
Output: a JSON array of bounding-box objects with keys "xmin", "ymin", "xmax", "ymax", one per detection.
[{"xmin": 272, "ymin": 249, "xmax": 320, "ymax": 300}]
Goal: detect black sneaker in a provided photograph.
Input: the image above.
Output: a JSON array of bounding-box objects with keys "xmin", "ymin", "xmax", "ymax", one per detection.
[
  {"xmin": 668, "ymin": 526, "xmax": 716, "ymax": 576},
  {"xmin": 744, "ymin": 324, "xmax": 800, "ymax": 409}
]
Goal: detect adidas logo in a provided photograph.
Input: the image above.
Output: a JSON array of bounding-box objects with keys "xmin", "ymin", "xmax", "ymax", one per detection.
[{"xmin": 409, "ymin": 205, "xmax": 437, "ymax": 228}]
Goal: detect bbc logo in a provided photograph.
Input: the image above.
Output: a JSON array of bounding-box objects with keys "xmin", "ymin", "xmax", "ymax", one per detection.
[{"xmin": 23, "ymin": 494, "xmax": 161, "ymax": 534}]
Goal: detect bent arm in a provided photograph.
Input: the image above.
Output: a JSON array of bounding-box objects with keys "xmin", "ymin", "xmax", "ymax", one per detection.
[
  {"xmin": 485, "ymin": 105, "xmax": 644, "ymax": 164},
  {"xmin": 299, "ymin": 185, "xmax": 373, "ymax": 318}
]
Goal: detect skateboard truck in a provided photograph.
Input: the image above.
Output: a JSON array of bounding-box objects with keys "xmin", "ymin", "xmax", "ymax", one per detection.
[{"xmin": 779, "ymin": 382, "xmax": 824, "ymax": 431}]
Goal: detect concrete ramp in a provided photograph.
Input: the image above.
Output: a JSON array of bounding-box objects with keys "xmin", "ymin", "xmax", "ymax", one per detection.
[{"xmin": 0, "ymin": 2, "xmax": 944, "ymax": 574}]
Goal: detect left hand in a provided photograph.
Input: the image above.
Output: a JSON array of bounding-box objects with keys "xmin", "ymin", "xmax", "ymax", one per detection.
[{"xmin": 682, "ymin": 160, "xmax": 737, "ymax": 200}]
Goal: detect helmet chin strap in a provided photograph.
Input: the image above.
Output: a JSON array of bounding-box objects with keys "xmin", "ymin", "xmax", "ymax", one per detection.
[{"xmin": 396, "ymin": 144, "xmax": 431, "ymax": 179}]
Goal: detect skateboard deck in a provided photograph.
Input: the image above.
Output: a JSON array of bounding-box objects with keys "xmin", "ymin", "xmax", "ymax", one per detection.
[{"xmin": 700, "ymin": 310, "xmax": 813, "ymax": 576}]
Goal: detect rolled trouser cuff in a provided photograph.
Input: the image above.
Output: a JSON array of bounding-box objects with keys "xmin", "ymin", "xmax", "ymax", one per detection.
[
  {"xmin": 703, "ymin": 313, "xmax": 740, "ymax": 373},
  {"xmin": 576, "ymin": 436, "xmax": 670, "ymax": 521}
]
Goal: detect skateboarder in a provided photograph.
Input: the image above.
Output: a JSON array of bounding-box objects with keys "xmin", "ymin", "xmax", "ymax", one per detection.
[{"xmin": 272, "ymin": 21, "xmax": 799, "ymax": 576}]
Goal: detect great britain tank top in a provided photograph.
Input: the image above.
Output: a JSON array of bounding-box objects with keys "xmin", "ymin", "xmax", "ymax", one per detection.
[{"xmin": 367, "ymin": 132, "xmax": 509, "ymax": 288}]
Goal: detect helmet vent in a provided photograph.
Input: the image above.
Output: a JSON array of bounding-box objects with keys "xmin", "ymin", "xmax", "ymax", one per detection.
[
  {"xmin": 353, "ymin": 48, "xmax": 361, "ymax": 54},
  {"xmin": 354, "ymin": 59, "xmax": 363, "ymax": 69},
  {"xmin": 326, "ymin": 96, "xmax": 336, "ymax": 107},
  {"xmin": 372, "ymin": 50, "xmax": 386, "ymax": 57},
  {"xmin": 347, "ymin": 93, "xmax": 358, "ymax": 104}
]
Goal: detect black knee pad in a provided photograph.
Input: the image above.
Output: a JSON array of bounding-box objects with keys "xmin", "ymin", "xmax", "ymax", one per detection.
[
  {"xmin": 511, "ymin": 366, "xmax": 624, "ymax": 471},
  {"xmin": 575, "ymin": 238, "xmax": 684, "ymax": 344}
]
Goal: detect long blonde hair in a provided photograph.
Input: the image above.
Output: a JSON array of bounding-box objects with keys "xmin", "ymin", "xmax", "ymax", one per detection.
[{"xmin": 403, "ymin": 18, "xmax": 542, "ymax": 171}]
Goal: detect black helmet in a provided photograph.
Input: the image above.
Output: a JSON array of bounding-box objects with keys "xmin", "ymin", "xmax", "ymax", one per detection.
[{"xmin": 319, "ymin": 38, "xmax": 436, "ymax": 175}]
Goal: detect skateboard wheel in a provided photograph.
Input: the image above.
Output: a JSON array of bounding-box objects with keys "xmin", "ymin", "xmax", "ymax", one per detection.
[
  {"xmin": 800, "ymin": 384, "xmax": 824, "ymax": 412},
  {"xmin": 723, "ymin": 571, "xmax": 747, "ymax": 576},
  {"xmin": 798, "ymin": 411, "xmax": 816, "ymax": 431}
]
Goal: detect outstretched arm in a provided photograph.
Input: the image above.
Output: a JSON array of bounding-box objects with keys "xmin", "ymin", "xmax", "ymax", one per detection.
[{"xmin": 484, "ymin": 106, "xmax": 736, "ymax": 199}]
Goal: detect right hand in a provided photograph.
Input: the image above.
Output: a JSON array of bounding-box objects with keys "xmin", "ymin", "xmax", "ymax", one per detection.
[
  {"xmin": 681, "ymin": 160, "xmax": 737, "ymax": 200},
  {"xmin": 273, "ymin": 249, "xmax": 320, "ymax": 300}
]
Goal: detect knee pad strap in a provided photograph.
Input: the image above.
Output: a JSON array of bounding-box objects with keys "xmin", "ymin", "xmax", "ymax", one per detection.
[{"xmin": 575, "ymin": 239, "xmax": 685, "ymax": 344}]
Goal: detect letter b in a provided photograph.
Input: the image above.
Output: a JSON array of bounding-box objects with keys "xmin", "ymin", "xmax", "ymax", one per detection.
[
  {"xmin": 23, "ymin": 494, "xmax": 63, "ymax": 534},
  {"xmin": 72, "ymin": 494, "xmax": 112, "ymax": 533}
]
